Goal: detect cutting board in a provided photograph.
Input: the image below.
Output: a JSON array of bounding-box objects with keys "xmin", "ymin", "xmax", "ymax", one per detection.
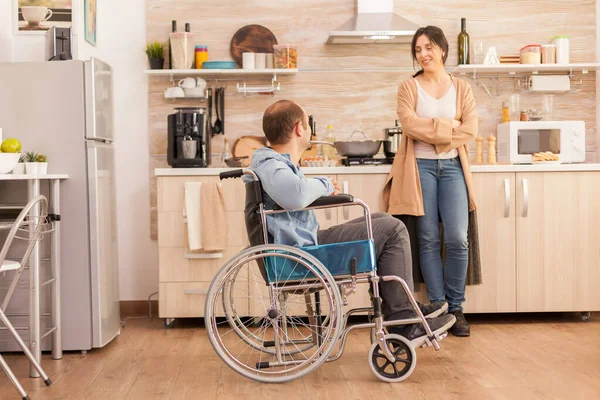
[
  {"xmin": 232, "ymin": 136, "xmax": 268, "ymax": 166},
  {"xmin": 230, "ymin": 25, "xmax": 278, "ymax": 68}
]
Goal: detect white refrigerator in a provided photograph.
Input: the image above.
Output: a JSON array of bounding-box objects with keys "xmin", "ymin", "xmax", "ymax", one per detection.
[{"xmin": 0, "ymin": 58, "xmax": 121, "ymax": 350}]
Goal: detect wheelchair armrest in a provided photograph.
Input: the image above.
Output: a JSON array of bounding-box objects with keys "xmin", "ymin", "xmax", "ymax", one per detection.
[{"xmin": 307, "ymin": 194, "xmax": 354, "ymax": 208}]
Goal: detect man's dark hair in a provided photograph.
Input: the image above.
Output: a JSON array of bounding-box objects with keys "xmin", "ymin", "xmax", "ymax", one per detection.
[{"xmin": 262, "ymin": 100, "xmax": 308, "ymax": 145}]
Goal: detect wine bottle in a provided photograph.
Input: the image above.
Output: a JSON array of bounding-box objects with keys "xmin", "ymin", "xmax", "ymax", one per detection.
[
  {"xmin": 458, "ymin": 18, "xmax": 470, "ymax": 65},
  {"xmin": 169, "ymin": 20, "xmax": 176, "ymax": 69},
  {"xmin": 185, "ymin": 23, "xmax": 190, "ymax": 32}
]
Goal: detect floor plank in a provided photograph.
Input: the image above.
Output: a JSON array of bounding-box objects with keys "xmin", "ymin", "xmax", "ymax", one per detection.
[{"xmin": 0, "ymin": 313, "xmax": 598, "ymax": 399}]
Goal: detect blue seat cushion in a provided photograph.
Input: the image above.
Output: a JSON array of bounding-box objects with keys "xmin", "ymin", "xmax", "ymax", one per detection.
[{"xmin": 264, "ymin": 240, "xmax": 376, "ymax": 283}]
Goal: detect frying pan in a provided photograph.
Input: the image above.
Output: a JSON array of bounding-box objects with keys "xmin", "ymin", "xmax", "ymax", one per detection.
[{"xmin": 312, "ymin": 130, "xmax": 383, "ymax": 157}]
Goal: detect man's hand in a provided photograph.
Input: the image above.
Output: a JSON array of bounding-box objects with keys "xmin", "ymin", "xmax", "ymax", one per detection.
[
  {"xmin": 452, "ymin": 119, "xmax": 461, "ymax": 129},
  {"xmin": 329, "ymin": 177, "xmax": 340, "ymax": 195}
]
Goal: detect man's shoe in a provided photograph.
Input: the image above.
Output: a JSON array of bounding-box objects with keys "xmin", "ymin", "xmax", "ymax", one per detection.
[
  {"xmin": 388, "ymin": 314, "xmax": 456, "ymax": 348},
  {"xmin": 418, "ymin": 301, "xmax": 448, "ymax": 319},
  {"xmin": 450, "ymin": 310, "xmax": 470, "ymax": 337}
]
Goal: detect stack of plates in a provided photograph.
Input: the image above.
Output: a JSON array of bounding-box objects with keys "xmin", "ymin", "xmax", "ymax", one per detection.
[{"xmin": 201, "ymin": 61, "xmax": 237, "ymax": 69}]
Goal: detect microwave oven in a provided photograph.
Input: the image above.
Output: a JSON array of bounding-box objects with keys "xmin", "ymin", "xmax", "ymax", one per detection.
[{"xmin": 497, "ymin": 121, "xmax": 585, "ymax": 164}]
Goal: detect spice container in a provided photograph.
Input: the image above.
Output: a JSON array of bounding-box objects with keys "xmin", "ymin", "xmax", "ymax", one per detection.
[
  {"xmin": 541, "ymin": 44, "xmax": 556, "ymax": 64},
  {"xmin": 273, "ymin": 44, "xmax": 298, "ymax": 69},
  {"xmin": 169, "ymin": 32, "xmax": 195, "ymax": 69},
  {"xmin": 520, "ymin": 109, "xmax": 528, "ymax": 121},
  {"xmin": 487, "ymin": 135, "xmax": 496, "ymax": 164},
  {"xmin": 195, "ymin": 45, "xmax": 208, "ymax": 69},
  {"xmin": 520, "ymin": 44, "xmax": 541, "ymax": 64},
  {"xmin": 475, "ymin": 136, "xmax": 484, "ymax": 164},
  {"xmin": 552, "ymin": 36, "xmax": 570, "ymax": 64},
  {"xmin": 502, "ymin": 101, "xmax": 510, "ymax": 122}
]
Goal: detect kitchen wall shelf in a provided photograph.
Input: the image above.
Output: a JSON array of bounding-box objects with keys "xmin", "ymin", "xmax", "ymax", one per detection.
[
  {"xmin": 451, "ymin": 63, "xmax": 600, "ymax": 78},
  {"xmin": 145, "ymin": 68, "xmax": 297, "ymax": 80}
]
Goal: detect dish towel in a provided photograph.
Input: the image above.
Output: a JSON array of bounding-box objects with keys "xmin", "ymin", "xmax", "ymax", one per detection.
[
  {"xmin": 184, "ymin": 182, "xmax": 203, "ymax": 251},
  {"xmin": 200, "ymin": 182, "xmax": 227, "ymax": 252}
]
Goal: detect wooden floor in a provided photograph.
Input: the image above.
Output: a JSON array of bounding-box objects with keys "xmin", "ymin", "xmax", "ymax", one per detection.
[{"xmin": 1, "ymin": 313, "xmax": 599, "ymax": 400}]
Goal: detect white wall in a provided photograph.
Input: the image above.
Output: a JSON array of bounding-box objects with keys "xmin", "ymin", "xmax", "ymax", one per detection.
[{"xmin": 0, "ymin": 0, "xmax": 156, "ymax": 300}]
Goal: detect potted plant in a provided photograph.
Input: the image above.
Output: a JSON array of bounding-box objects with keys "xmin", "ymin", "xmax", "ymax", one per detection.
[
  {"xmin": 35, "ymin": 153, "xmax": 48, "ymax": 175},
  {"xmin": 12, "ymin": 154, "xmax": 25, "ymax": 174},
  {"xmin": 24, "ymin": 151, "xmax": 39, "ymax": 175},
  {"xmin": 145, "ymin": 41, "xmax": 165, "ymax": 70}
]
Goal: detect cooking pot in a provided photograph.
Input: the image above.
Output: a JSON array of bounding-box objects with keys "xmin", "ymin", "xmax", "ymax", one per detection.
[
  {"xmin": 383, "ymin": 120, "xmax": 402, "ymax": 158},
  {"xmin": 312, "ymin": 130, "xmax": 383, "ymax": 157}
]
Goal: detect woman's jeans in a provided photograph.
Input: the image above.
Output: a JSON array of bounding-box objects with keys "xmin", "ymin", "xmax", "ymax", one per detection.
[{"xmin": 416, "ymin": 157, "xmax": 469, "ymax": 312}]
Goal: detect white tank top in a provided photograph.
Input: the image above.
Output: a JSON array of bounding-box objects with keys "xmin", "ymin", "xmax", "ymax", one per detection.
[{"xmin": 413, "ymin": 79, "xmax": 458, "ymax": 159}]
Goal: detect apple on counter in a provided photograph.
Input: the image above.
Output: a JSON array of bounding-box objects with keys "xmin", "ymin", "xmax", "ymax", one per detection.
[{"xmin": 0, "ymin": 138, "xmax": 23, "ymax": 174}]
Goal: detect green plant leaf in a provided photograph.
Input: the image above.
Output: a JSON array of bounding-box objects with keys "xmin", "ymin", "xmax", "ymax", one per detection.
[{"xmin": 145, "ymin": 41, "xmax": 165, "ymax": 59}]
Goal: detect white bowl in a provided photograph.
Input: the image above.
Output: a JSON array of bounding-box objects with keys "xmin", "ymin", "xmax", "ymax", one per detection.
[{"xmin": 0, "ymin": 153, "xmax": 21, "ymax": 174}]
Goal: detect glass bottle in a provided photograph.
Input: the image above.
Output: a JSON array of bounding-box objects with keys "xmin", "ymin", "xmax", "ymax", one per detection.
[
  {"xmin": 502, "ymin": 101, "xmax": 510, "ymax": 122},
  {"xmin": 458, "ymin": 18, "xmax": 470, "ymax": 65},
  {"xmin": 169, "ymin": 20, "xmax": 176, "ymax": 69}
]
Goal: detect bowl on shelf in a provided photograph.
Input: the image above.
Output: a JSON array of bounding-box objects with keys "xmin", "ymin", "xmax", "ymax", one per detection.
[
  {"xmin": 202, "ymin": 61, "xmax": 237, "ymax": 69},
  {"xmin": 0, "ymin": 153, "xmax": 21, "ymax": 174}
]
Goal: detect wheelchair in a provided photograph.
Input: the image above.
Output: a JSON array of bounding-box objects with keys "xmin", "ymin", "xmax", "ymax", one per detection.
[{"xmin": 205, "ymin": 169, "xmax": 445, "ymax": 383}]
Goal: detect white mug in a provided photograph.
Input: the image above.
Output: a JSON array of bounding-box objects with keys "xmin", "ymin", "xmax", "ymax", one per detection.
[
  {"xmin": 255, "ymin": 53, "xmax": 266, "ymax": 69},
  {"xmin": 195, "ymin": 77, "xmax": 207, "ymax": 91},
  {"xmin": 165, "ymin": 86, "xmax": 185, "ymax": 98},
  {"xmin": 21, "ymin": 6, "xmax": 53, "ymax": 26},
  {"xmin": 242, "ymin": 52, "xmax": 255, "ymax": 70},
  {"xmin": 178, "ymin": 77, "xmax": 196, "ymax": 88}
]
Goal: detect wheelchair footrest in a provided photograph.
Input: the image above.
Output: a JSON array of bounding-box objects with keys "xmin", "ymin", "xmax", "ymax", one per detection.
[
  {"xmin": 263, "ymin": 340, "xmax": 275, "ymax": 348},
  {"xmin": 256, "ymin": 361, "xmax": 271, "ymax": 369},
  {"xmin": 421, "ymin": 331, "xmax": 448, "ymax": 348}
]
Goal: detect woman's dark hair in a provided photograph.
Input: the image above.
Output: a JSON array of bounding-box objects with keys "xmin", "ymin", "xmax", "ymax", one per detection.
[{"xmin": 411, "ymin": 26, "xmax": 449, "ymax": 77}]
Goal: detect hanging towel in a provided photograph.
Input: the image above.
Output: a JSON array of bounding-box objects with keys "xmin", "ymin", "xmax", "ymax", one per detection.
[
  {"xmin": 200, "ymin": 182, "xmax": 227, "ymax": 251},
  {"xmin": 184, "ymin": 182, "xmax": 203, "ymax": 251}
]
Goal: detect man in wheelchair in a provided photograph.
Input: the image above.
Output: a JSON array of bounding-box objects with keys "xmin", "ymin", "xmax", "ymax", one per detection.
[{"xmin": 243, "ymin": 100, "xmax": 456, "ymax": 346}]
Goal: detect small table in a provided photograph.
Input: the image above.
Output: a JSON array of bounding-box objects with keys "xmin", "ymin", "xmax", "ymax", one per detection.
[{"xmin": 0, "ymin": 174, "xmax": 68, "ymax": 377}]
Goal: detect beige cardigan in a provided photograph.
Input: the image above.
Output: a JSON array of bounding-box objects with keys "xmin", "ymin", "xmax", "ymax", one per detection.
[
  {"xmin": 383, "ymin": 75, "xmax": 478, "ymax": 215},
  {"xmin": 384, "ymin": 75, "xmax": 482, "ymax": 286}
]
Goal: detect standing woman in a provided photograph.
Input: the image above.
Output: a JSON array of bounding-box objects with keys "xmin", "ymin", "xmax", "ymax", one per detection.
[{"xmin": 383, "ymin": 26, "xmax": 480, "ymax": 337}]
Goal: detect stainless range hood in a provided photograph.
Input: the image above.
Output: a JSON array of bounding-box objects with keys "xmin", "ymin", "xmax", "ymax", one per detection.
[{"xmin": 327, "ymin": 0, "xmax": 420, "ymax": 44}]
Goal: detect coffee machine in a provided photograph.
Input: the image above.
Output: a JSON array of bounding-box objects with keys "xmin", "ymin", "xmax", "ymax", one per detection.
[{"xmin": 167, "ymin": 107, "xmax": 210, "ymax": 167}]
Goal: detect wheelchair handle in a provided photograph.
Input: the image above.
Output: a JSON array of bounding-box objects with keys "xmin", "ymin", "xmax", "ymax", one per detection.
[{"xmin": 219, "ymin": 169, "xmax": 244, "ymax": 180}]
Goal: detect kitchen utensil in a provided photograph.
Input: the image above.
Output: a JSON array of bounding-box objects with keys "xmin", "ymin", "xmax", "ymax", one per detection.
[
  {"xmin": 232, "ymin": 135, "xmax": 268, "ymax": 166},
  {"xmin": 220, "ymin": 87, "xmax": 225, "ymax": 135},
  {"xmin": 312, "ymin": 130, "xmax": 383, "ymax": 157},
  {"xmin": 182, "ymin": 138, "xmax": 197, "ymax": 159},
  {"xmin": 213, "ymin": 88, "xmax": 222, "ymax": 134},
  {"xmin": 230, "ymin": 25, "xmax": 278, "ymax": 68},
  {"xmin": 383, "ymin": 120, "xmax": 402, "ymax": 158},
  {"xmin": 224, "ymin": 156, "xmax": 249, "ymax": 167},
  {"xmin": 206, "ymin": 88, "xmax": 214, "ymax": 136}
]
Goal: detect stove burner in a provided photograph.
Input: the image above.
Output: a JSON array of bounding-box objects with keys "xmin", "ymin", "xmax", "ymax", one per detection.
[{"xmin": 341, "ymin": 157, "xmax": 394, "ymax": 166}]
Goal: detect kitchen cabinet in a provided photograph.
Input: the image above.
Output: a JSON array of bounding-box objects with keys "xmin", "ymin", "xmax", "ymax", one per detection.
[
  {"xmin": 464, "ymin": 173, "xmax": 517, "ymax": 313},
  {"xmin": 516, "ymin": 172, "xmax": 600, "ymax": 312}
]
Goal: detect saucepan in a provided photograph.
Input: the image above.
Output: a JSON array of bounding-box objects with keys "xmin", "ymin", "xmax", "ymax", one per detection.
[{"xmin": 312, "ymin": 130, "xmax": 383, "ymax": 157}]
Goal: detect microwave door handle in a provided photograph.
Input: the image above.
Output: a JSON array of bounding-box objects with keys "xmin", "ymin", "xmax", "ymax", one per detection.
[{"xmin": 522, "ymin": 178, "xmax": 529, "ymax": 218}]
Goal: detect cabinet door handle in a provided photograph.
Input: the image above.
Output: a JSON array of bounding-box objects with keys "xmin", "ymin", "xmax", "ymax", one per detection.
[
  {"xmin": 504, "ymin": 178, "xmax": 510, "ymax": 218},
  {"xmin": 522, "ymin": 178, "xmax": 529, "ymax": 218},
  {"xmin": 183, "ymin": 289, "xmax": 208, "ymax": 295},
  {"xmin": 342, "ymin": 181, "xmax": 349, "ymax": 220}
]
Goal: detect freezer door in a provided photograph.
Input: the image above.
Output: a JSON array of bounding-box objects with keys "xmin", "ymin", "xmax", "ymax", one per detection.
[
  {"xmin": 86, "ymin": 140, "xmax": 121, "ymax": 347},
  {"xmin": 85, "ymin": 58, "xmax": 115, "ymax": 141}
]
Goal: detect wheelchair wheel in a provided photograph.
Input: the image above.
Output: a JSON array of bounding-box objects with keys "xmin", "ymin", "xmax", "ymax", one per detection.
[
  {"xmin": 205, "ymin": 244, "xmax": 343, "ymax": 383},
  {"xmin": 368, "ymin": 334, "xmax": 416, "ymax": 383}
]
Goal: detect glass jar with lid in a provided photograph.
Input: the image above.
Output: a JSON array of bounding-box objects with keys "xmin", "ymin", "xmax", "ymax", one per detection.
[{"xmin": 520, "ymin": 44, "xmax": 542, "ymax": 64}]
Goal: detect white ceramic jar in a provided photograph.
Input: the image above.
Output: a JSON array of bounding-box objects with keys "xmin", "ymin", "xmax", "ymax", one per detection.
[{"xmin": 552, "ymin": 36, "xmax": 570, "ymax": 64}]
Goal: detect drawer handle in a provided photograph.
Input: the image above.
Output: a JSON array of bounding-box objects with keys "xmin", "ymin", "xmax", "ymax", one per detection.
[
  {"xmin": 184, "ymin": 253, "xmax": 224, "ymax": 259},
  {"xmin": 325, "ymin": 209, "xmax": 331, "ymax": 220},
  {"xmin": 183, "ymin": 289, "xmax": 208, "ymax": 295}
]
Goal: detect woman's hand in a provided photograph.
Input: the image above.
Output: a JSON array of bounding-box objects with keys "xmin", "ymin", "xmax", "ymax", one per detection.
[{"xmin": 452, "ymin": 119, "xmax": 461, "ymax": 129}]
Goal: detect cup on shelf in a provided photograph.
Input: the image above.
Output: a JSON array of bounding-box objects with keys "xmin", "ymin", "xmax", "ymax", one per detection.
[
  {"xmin": 242, "ymin": 52, "xmax": 255, "ymax": 69},
  {"xmin": 255, "ymin": 53, "xmax": 266, "ymax": 69},
  {"xmin": 183, "ymin": 87, "xmax": 206, "ymax": 98},
  {"xmin": 196, "ymin": 77, "xmax": 207, "ymax": 91},
  {"xmin": 266, "ymin": 53, "xmax": 274, "ymax": 69},
  {"xmin": 178, "ymin": 77, "xmax": 196, "ymax": 88}
]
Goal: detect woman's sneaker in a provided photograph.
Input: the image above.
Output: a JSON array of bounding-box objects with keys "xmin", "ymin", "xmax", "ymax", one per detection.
[
  {"xmin": 388, "ymin": 314, "xmax": 456, "ymax": 348},
  {"xmin": 450, "ymin": 310, "xmax": 470, "ymax": 337},
  {"xmin": 418, "ymin": 301, "xmax": 448, "ymax": 319}
]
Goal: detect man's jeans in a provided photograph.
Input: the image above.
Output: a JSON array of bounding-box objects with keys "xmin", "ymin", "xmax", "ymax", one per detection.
[{"xmin": 416, "ymin": 157, "xmax": 469, "ymax": 312}]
